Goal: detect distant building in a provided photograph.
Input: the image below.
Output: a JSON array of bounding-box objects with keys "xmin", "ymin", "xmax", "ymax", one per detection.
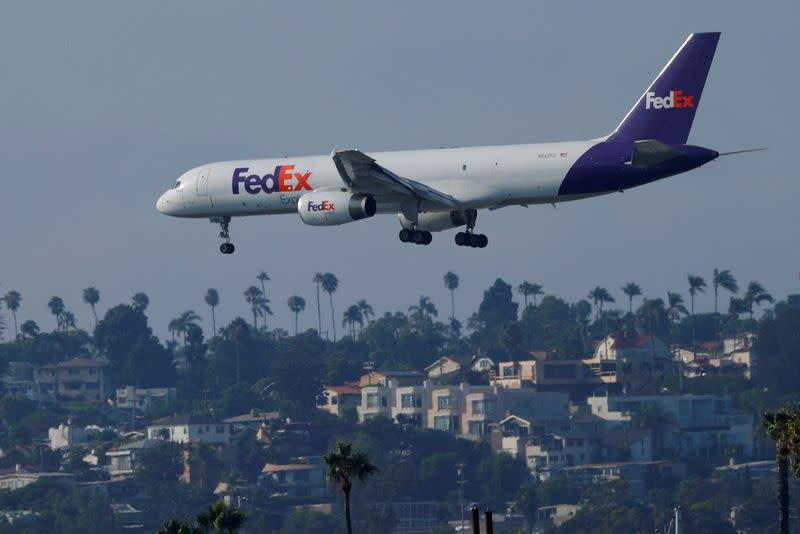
[
  {"xmin": 106, "ymin": 439, "xmax": 160, "ymax": 480},
  {"xmin": 318, "ymin": 384, "xmax": 361, "ymax": 417},
  {"xmin": 424, "ymin": 356, "xmax": 465, "ymax": 378},
  {"xmin": 48, "ymin": 421, "xmax": 91, "ymax": 450},
  {"xmin": 0, "ymin": 466, "xmax": 75, "ymax": 492},
  {"xmin": 147, "ymin": 414, "xmax": 230, "ymax": 445},
  {"xmin": 260, "ymin": 457, "xmax": 326, "ymax": 497},
  {"xmin": 223, "ymin": 410, "xmax": 281, "ymax": 433},
  {"xmin": 116, "ymin": 386, "xmax": 177, "ymax": 411},
  {"xmin": 35, "ymin": 358, "xmax": 110, "ymax": 402},
  {"xmin": 358, "ymin": 370, "xmax": 425, "ymax": 388},
  {"xmin": 1, "ymin": 362, "xmax": 44, "ymax": 402},
  {"xmin": 587, "ymin": 394, "xmax": 753, "ymax": 456}
]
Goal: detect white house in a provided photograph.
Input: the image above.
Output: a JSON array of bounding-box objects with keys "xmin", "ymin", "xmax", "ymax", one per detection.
[
  {"xmin": 48, "ymin": 422, "xmax": 91, "ymax": 450},
  {"xmin": 146, "ymin": 414, "xmax": 230, "ymax": 445},
  {"xmin": 116, "ymin": 386, "xmax": 177, "ymax": 411}
]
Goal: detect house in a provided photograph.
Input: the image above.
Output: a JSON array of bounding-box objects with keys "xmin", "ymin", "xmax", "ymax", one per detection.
[
  {"xmin": 470, "ymin": 355, "xmax": 496, "ymax": 373},
  {"xmin": 538, "ymin": 504, "xmax": 581, "ymax": 529},
  {"xmin": 424, "ymin": 356, "xmax": 464, "ymax": 378},
  {"xmin": 48, "ymin": 421, "xmax": 91, "ymax": 450},
  {"xmin": 223, "ymin": 410, "xmax": 281, "ymax": 433},
  {"xmin": 116, "ymin": 386, "xmax": 177, "ymax": 411},
  {"xmin": 147, "ymin": 414, "xmax": 230, "ymax": 445},
  {"xmin": 587, "ymin": 394, "xmax": 754, "ymax": 456},
  {"xmin": 0, "ymin": 466, "xmax": 76, "ymax": 492},
  {"xmin": 260, "ymin": 458, "xmax": 327, "ymax": 497},
  {"xmin": 35, "ymin": 358, "xmax": 110, "ymax": 402},
  {"xmin": 318, "ymin": 384, "xmax": 361, "ymax": 417},
  {"xmin": 490, "ymin": 415, "xmax": 535, "ymax": 458},
  {"xmin": 106, "ymin": 439, "xmax": 160, "ymax": 480},
  {"xmin": 358, "ymin": 370, "xmax": 425, "ymax": 388},
  {"xmin": 524, "ymin": 432, "xmax": 600, "ymax": 477},
  {"xmin": 563, "ymin": 460, "xmax": 686, "ymax": 499},
  {"xmin": 1, "ymin": 362, "xmax": 44, "ymax": 402}
]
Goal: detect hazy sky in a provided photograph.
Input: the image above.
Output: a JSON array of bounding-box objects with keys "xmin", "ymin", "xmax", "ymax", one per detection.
[{"xmin": 1, "ymin": 1, "xmax": 797, "ymax": 341}]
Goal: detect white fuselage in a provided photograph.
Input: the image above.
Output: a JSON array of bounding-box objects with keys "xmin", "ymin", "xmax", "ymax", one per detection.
[{"xmin": 156, "ymin": 139, "xmax": 599, "ymax": 219}]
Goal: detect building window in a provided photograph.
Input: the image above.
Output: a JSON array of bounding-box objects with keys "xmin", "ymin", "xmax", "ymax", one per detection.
[
  {"xmin": 471, "ymin": 399, "xmax": 494, "ymax": 416},
  {"xmin": 437, "ymin": 396, "xmax": 453, "ymax": 410},
  {"xmin": 216, "ymin": 426, "xmax": 225, "ymax": 433},
  {"xmin": 434, "ymin": 416, "xmax": 450, "ymax": 431},
  {"xmin": 366, "ymin": 393, "xmax": 379, "ymax": 409},
  {"xmin": 468, "ymin": 421, "xmax": 484, "ymax": 435},
  {"xmin": 401, "ymin": 393, "xmax": 414, "ymax": 409},
  {"xmin": 68, "ymin": 369, "xmax": 80, "ymax": 376}
]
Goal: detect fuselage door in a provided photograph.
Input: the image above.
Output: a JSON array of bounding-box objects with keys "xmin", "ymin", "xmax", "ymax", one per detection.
[{"xmin": 196, "ymin": 167, "xmax": 210, "ymax": 196}]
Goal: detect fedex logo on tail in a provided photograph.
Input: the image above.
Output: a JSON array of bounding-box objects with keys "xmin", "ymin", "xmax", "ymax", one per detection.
[
  {"xmin": 232, "ymin": 166, "xmax": 312, "ymax": 195},
  {"xmin": 645, "ymin": 90, "xmax": 694, "ymax": 110}
]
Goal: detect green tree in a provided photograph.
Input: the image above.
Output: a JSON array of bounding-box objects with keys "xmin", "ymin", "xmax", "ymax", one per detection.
[
  {"xmin": 20, "ymin": 319, "xmax": 40, "ymax": 339},
  {"xmin": 257, "ymin": 271, "xmax": 270, "ymax": 296},
  {"xmin": 171, "ymin": 310, "xmax": 201, "ymax": 346},
  {"xmin": 667, "ymin": 291, "xmax": 688, "ymax": 324},
  {"xmin": 409, "ymin": 295, "xmax": 437, "ymax": 331},
  {"xmin": 622, "ymin": 282, "xmax": 642, "ymax": 314},
  {"xmin": 243, "ymin": 286, "xmax": 265, "ymax": 330},
  {"xmin": 132, "ymin": 292, "xmax": 150, "ymax": 312},
  {"xmin": 196, "ymin": 501, "xmax": 247, "ymax": 534},
  {"xmin": 3, "ymin": 290, "xmax": 22, "ymax": 340},
  {"xmin": 587, "ymin": 286, "xmax": 615, "ymax": 322},
  {"xmin": 443, "ymin": 271, "xmax": 460, "ymax": 320},
  {"xmin": 288, "ymin": 295, "xmax": 306, "ymax": 335},
  {"xmin": 688, "ymin": 274, "xmax": 706, "ymax": 350},
  {"xmin": 321, "ymin": 273, "xmax": 339, "ymax": 342},
  {"xmin": 762, "ymin": 405, "xmax": 800, "ymax": 534},
  {"xmin": 47, "ymin": 296, "xmax": 66, "ymax": 332},
  {"xmin": 357, "ymin": 299, "xmax": 375, "ymax": 324},
  {"xmin": 205, "ymin": 288, "xmax": 220, "ymax": 337},
  {"xmin": 82, "ymin": 286, "xmax": 100, "ymax": 328},
  {"xmin": 323, "ymin": 441, "xmax": 378, "ymax": 534}
]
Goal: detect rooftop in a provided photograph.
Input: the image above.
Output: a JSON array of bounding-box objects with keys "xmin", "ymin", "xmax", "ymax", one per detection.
[
  {"xmin": 41, "ymin": 358, "xmax": 109, "ymax": 369},
  {"xmin": 149, "ymin": 414, "xmax": 221, "ymax": 426}
]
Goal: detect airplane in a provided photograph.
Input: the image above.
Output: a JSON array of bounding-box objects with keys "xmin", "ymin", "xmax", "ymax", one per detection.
[{"xmin": 157, "ymin": 32, "xmax": 760, "ymax": 254}]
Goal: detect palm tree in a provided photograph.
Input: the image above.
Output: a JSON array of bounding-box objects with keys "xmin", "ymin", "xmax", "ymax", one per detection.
[
  {"xmin": 321, "ymin": 273, "xmax": 339, "ymax": 342},
  {"xmin": 243, "ymin": 286, "xmax": 264, "ymax": 330},
  {"xmin": 342, "ymin": 305, "xmax": 363, "ymax": 339},
  {"xmin": 82, "ymin": 287, "xmax": 100, "ymax": 328},
  {"xmin": 666, "ymin": 292, "xmax": 688, "ymax": 324},
  {"xmin": 762, "ymin": 406, "xmax": 800, "ymax": 534},
  {"xmin": 587, "ymin": 287, "xmax": 615, "ymax": 322},
  {"xmin": 357, "ymin": 299, "xmax": 374, "ymax": 327},
  {"xmin": 688, "ymin": 274, "xmax": 706, "ymax": 352},
  {"xmin": 47, "ymin": 296, "xmax": 65, "ymax": 332},
  {"xmin": 131, "ymin": 292, "xmax": 149, "ymax": 312},
  {"xmin": 287, "ymin": 295, "xmax": 306, "ymax": 335},
  {"xmin": 157, "ymin": 519, "xmax": 195, "ymax": 534},
  {"xmin": 196, "ymin": 501, "xmax": 247, "ymax": 534},
  {"xmin": 62, "ymin": 311, "xmax": 77, "ymax": 332},
  {"xmin": 712, "ymin": 268, "xmax": 738, "ymax": 314},
  {"xmin": 205, "ymin": 289, "xmax": 220, "ymax": 337},
  {"xmin": 323, "ymin": 441, "xmax": 377, "ymax": 534},
  {"xmin": 443, "ymin": 272, "xmax": 460, "ymax": 320},
  {"xmin": 313, "ymin": 273, "xmax": 324, "ymax": 334},
  {"xmin": 744, "ymin": 281, "xmax": 774, "ymax": 319},
  {"xmin": 20, "ymin": 320, "xmax": 39, "ymax": 339},
  {"xmin": 621, "ymin": 282, "xmax": 642, "ymax": 314},
  {"xmin": 517, "ymin": 282, "xmax": 534, "ymax": 310},
  {"xmin": 3, "ymin": 290, "xmax": 22, "ymax": 340},
  {"xmin": 530, "ymin": 284, "xmax": 544, "ymax": 308},
  {"xmin": 256, "ymin": 272, "xmax": 271, "ymax": 297},
  {"xmin": 171, "ymin": 310, "xmax": 201, "ymax": 345}
]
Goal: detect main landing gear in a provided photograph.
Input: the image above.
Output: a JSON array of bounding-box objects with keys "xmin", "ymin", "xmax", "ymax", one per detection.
[
  {"xmin": 399, "ymin": 229, "xmax": 432, "ymax": 246},
  {"xmin": 455, "ymin": 231, "xmax": 488, "ymax": 248},
  {"xmin": 213, "ymin": 216, "xmax": 235, "ymax": 255}
]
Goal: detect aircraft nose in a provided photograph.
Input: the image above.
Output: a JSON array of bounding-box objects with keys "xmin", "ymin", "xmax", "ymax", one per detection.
[{"xmin": 156, "ymin": 191, "xmax": 177, "ymax": 215}]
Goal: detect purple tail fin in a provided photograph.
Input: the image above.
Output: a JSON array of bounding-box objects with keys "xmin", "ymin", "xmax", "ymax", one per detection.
[{"xmin": 610, "ymin": 32, "xmax": 720, "ymax": 144}]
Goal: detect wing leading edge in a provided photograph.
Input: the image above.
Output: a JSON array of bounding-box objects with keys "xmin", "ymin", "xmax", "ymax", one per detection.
[{"xmin": 332, "ymin": 149, "xmax": 459, "ymax": 208}]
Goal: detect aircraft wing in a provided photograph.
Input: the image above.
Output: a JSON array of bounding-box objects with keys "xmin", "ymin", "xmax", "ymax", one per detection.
[{"xmin": 332, "ymin": 149, "xmax": 460, "ymax": 208}]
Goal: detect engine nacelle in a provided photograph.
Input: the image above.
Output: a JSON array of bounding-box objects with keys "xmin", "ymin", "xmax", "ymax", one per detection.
[
  {"xmin": 297, "ymin": 191, "xmax": 376, "ymax": 226},
  {"xmin": 399, "ymin": 210, "xmax": 475, "ymax": 232}
]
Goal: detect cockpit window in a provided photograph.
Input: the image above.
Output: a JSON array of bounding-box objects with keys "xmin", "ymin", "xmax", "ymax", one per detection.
[{"xmin": 172, "ymin": 181, "xmax": 181, "ymax": 189}]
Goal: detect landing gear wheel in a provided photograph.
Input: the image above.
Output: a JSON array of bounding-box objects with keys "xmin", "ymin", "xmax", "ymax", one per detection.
[
  {"xmin": 219, "ymin": 243, "xmax": 235, "ymax": 255},
  {"xmin": 421, "ymin": 232, "xmax": 432, "ymax": 245},
  {"xmin": 455, "ymin": 232, "xmax": 468, "ymax": 246},
  {"xmin": 399, "ymin": 229, "xmax": 411, "ymax": 243},
  {"xmin": 476, "ymin": 234, "xmax": 488, "ymax": 248},
  {"xmin": 412, "ymin": 230, "xmax": 425, "ymax": 245}
]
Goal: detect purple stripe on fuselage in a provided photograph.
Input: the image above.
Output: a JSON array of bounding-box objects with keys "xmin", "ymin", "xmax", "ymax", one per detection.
[{"xmin": 557, "ymin": 141, "xmax": 718, "ymax": 196}]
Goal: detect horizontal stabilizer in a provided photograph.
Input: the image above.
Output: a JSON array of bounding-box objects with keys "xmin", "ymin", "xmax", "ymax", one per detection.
[{"xmin": 630, "ymin": 139, "xmax": 681, "ymax": 166}]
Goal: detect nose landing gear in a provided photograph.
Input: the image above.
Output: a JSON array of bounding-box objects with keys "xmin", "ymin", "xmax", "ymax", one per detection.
[{"xmin": 212, "ymin": 216, "xmax": 236, "ymax": 254}]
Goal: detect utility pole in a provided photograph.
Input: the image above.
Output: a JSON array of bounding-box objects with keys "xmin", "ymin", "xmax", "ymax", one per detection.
[
  {"xmin": 456, "ymin": 463, "xmax": 466, "ymax": 527},
  {"xmin": 674, "ymin": 506, "xmax": 681, "ymax": 534}
]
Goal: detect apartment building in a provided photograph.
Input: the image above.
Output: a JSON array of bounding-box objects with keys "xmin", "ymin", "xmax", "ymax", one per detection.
[
  {"xmin": 116, "ymin": 386, "xmax": 177, "ymax": 411},
  {"xmin": 35, "ymin": 358, "xmax": 111, "ymax": 402},
  {"xmin": 146, "ymin": 414, "xmax": 230, "ymax": 445}
]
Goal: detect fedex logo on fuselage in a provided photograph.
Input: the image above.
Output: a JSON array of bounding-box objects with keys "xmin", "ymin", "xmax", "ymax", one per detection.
[
  {"xmin": 645, "ymin": 90, "xmax": 694, "ymax": 110},
  {"xmin": 232, "ymin": 166, "xmax": 312, "ymax": 195},
  {"xmin": 307, "ymin": 200, "xmax": 335, "ymax": 212}
]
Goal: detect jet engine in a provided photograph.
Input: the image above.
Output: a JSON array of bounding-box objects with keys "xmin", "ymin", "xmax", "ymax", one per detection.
[
  {"xmin": 399, "ymin": 210, "xmax": 475, "ymax": 232},
  {"xmin": 297, "ymin": 191, "xmax": 376, "ymax": 226}
]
